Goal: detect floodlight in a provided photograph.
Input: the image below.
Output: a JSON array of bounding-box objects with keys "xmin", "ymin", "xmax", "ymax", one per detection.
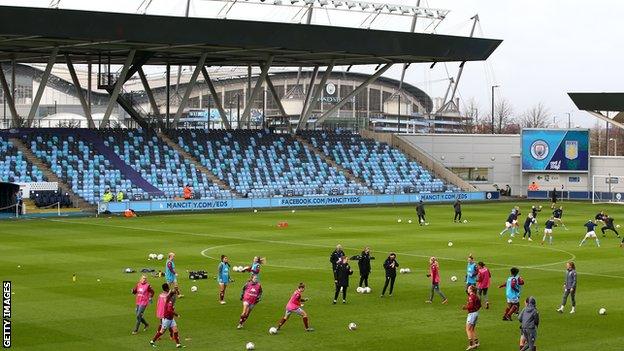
[
  {"xmin": 358, "ymin": 2, "xmax": 369, "ymax": 10},
  {"xmin": 345, "ymin": 1, "xmax": 355, "ymax": 8},
  {"xmin": 319, "ymin": 0, "xmax": 328, "ymax": 5}
]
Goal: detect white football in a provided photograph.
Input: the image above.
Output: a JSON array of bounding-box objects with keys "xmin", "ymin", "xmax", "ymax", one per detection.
[
  {"xmin": 599, "ymin": 308, "xmax": 606, "ymax": 315},
  {"xmin": 246, "ymin": 342, "xmax": 255, "ymax": 350},
  {"xmin": 406, "ymin": 268, "xmax": 411, "ymax": 273},
  {"xmin": 269, "ymin": 327, "xmax": 278, "ymax": 335},
  {"xmin": 399, "ymin": 268, "xmax": 406, "ymax": 274},
  {"xmin": 397, "ymin": 219, "xmax": 402, "ymax": 223},
  {"xmin": 291, "ymin": 210, "xmax": 296, "ymax": 213},
  {"xmin": 364, "ymin": 287, "xmax": 371, "ymax": 294},
  {"xmin": 233, "ymin": 266, "xmax": 240, "ymax": 272},
  {"xmin": 463, "ymin": 219, "xmax": 468, "ymax": 223},
  {"xmin": 507, "ymin": 239, "xmax": 513, "ymax": 244},
  {"xmin": 356, "ymin": 287, "xmax": 364, "ymax": 293},
  {"xmin": 348, "ymin": 322, "xmax": 357, "ymax": 330},
  {"xmin": 254, "ymin": 209, "xmax": 258, "ymax": 213},
  {"xmin": 448, "ymin": 241, "xmax": 453, "ymax": 247},
  {"xmin": 420, "ymin": 219, "xmax": 425, "ymax": 223},
  {"xmin": 425, "ymin": 222, "xmax": 430, "ymax": 226},
  {"xmin": 408, "ymin": 220, "xmax": 412, "ymax": 224},
  {"xmin": 191, "ymin": 286, "xmax": 198, "ymax": 292},
  {"xmin": 157, "ymin": 254, "xmax": 164, "ymax": 260},
  {"xmin": 617, "ymin": 225, "xmax": 621, "ymax": 229},
  {"xmin": 148, "ymin": 253, "xmax": 157, "ymax": 260},
  {"xmin": 451, "ymin": 276, "xmax": 458, "ymax": 282}
]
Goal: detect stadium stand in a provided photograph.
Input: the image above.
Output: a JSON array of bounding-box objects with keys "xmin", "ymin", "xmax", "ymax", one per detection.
[
  {"xmin": 0, "ymin": 136, "xmax": 47, "ymax": 183},
  {"xmin": 169, "ymin": 129, "xmax": 372, "ymax": 198},
  {"xmin": 99, "ymin": 129, "xmax": 230, "ymax": 199},
  {"xmin": 20, "ymin": 130, "xmax": 144, "ymax": 204},
  {"xmin": 299, "ymin": 130, "xmax": 459, "ymax": 194}
]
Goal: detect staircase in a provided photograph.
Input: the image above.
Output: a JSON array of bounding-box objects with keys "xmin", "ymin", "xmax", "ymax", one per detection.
[
  {"xmin": 294, "ymin": 135, "xmax": 373, "ymax": 193},
  {"xmin": 9, "ymin": 137, "xmax": 96, "ymax": 211},
  {"xmin": 157, "ymin": 131, "xmax": 241, "ymax": 197}
]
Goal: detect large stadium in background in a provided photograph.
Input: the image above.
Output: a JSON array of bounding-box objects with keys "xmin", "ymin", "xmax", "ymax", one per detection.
[{"xmin": 521, "ymin": 129, "xmax": 590, "ymax": 172}]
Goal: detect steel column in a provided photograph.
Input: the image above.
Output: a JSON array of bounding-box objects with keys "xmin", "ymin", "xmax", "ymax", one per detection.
[
  {"xmin": 173, "ymin": 53, "xmax": 208, "ymax": 125},
  {"xmin": 0, "ymin": 63, "xmax": 20, "ymax": 126},
  {"xmin": 316, "ymin": 63, "xmax": 393, "ymax": 125},
  {"xmin": 26, "ymin": 47, "xmax": 58, "ymax": 126},
  {"xmin": 297, "ymin": 61, "xmax": 334, "ymax": 131},
  {"xmin": 66, "ymin": 54, "xmax": 95, "ymax": 128},
  {"xmin": 101, "ymin": 49, "xmax": 136, "ymax": 127},
  {"xmin": 201, "ymin": 67, "xmax": 231, "ymax": 129},
  {"xmin": 241, "ymin": 56, "xmax": 273, "ymax": 126},
  {"xmin": 138, "ymin": 67, "xmax": 164, "ymax": 129}
]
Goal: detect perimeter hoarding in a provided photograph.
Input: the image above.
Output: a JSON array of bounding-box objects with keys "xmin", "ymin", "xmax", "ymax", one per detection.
[{"xmin": 522, "ymin": 129, "xmax": 589, "ymax": 172}]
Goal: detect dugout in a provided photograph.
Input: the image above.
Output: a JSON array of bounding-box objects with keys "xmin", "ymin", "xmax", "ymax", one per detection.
[{"xmin": 0, "ymin": 182, "xmax": 19, "ymax": 213}]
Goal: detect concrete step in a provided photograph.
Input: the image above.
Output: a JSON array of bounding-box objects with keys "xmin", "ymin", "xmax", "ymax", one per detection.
[
  {"xmin": 294, "ymin": 134, "xmax": 374, "ymax": 193},
  {"xmin": 9, "ymin": 137, "xmax": 96, "ymax": 211},
  {"xmin": 157, "ymin": 131, "xmax": 241, "ymax": 197}
]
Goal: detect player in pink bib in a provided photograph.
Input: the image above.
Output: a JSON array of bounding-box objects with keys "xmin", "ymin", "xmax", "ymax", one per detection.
[
  {"xmin": 476, "ymin": 261, "xmax": 492, "ymax": 309},
  {"xmin": 425, "ymin": 257, "xmax": 448, "ymax": 304},
  {"xmin": 275, "ymin": 282, "xmax": 314, "ymax": 332},
  {"xmin": 237, "ymin": 275, "xmax": 263, "ymax": 329},
  {"xmin": 131, "ymin": 275, "xmax": 154, "ymax": 334}
]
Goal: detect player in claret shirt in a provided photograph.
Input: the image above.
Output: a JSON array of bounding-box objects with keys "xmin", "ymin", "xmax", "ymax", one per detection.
[
  {"xmin": 275, "ymin": 283, "xmax": 314, "ymax": 332},
  {"xmin": 131, "ymin": 275, "xmax": 154, "ymax": 334},
  {"xmin": 237, "ymin": 275, "xmax": 263, "ymax": 329},
  {"xmin": 579, "ymin": 219, "xmax": 600, "ymax": 247},
  {"xmin": 150, "ymin": 284, "xmax": 183, "ymax": 348},
  {"xmin": 476, "ymin": 261, "xmax": 491, "ymax": 309},
  {"xmin": 462, "ymin": 285, "xmax": 482, "ymax": 350},
  {"xmin": 425, "ymin": 256, "xmax": 448, "ymax": 304}
]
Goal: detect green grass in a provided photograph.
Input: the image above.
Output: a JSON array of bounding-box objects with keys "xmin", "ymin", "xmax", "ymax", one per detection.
[{"xmin": 1, "ymin": 201, "xmax": 623, "ymax": 350}]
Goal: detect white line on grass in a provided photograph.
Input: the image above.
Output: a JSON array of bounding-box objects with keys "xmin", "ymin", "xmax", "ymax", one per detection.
[{"xmin": 49, "ymin": 219, "xmax": 623, "ymax": 280}]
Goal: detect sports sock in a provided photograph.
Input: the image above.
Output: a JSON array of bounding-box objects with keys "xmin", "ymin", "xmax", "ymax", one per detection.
[
  {"xmin": 152, "ymin": 330, "xmax": 163, "ymax": 342},
  {"xmin": 239, "ymin": 313, "xmax": 248, "ymax": 325},
  {"xmin": 596, "ymin": 238, "xmax": 600, "ymax": 247},
  {"xmin": 277, "ymin": 317, "xmax": 287, "ymax": 328},
  {"xmin": 303, "ymin": 317, "xmax": 309, "ymax": 329},
  {"xmin": 173, "ymin": 331, "xmax": 180, "ymax": 344},
  {"xmin": 219, "ymin": 291, "xmax": 224, "ymax": 301},
  {"xmin": 549, "ymin": 236, "xmax": 553, "ymax": 244}
]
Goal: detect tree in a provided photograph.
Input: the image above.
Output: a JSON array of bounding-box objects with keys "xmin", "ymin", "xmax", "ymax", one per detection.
[
  {"xmin": 460, "ymin": 98, "xmax": 480, "ymax": 133},
  {"xmin": 489, "ymin": 98, "xmax": 514, "ymax": 134},
  {"xmin": 520, "ymin": 102, "xmax": 550, "ymax": 128}
]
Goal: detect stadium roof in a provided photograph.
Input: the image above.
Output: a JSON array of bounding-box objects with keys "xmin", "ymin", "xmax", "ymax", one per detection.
[
  {"xmin": 0, "ymin": 6, "xmax": 502, "ymax": 67},
  {"xmin": 568, "ymin": 93, "xmax": 624, "ymax": 112}
]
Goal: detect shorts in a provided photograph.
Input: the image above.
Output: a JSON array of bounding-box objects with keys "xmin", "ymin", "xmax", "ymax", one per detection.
[
  {"xmin": 166, "ymin": 276, "xmax": 177, "ymax": 284},
  {"xmin": 466, "ymin": 311, "xmax": 479, "ymax": 325},
  {"xmin": 285, "ymin": 307, "xmax": 305, "ymax": 317},
  {"xmin": 544, "ymin": 228, "xmax": 552, "ymax": 234},
  {"xmin": 477, "ymin": 287, "xmax": 488, "ymax": 295},
  {"xmin": 161, "ymin": 318, "xmax": 177, "ymax": 330},
  {"xmin": 507, "ymin": 297, "xmax": 520, "ymax": 304},
  {"xmin": 584, "ymin": 231, "xmax": 596, "ymax": 239},
  {"xmin": 218, "ymin": 276, "xmax": 229, "ymax": 285},
  {"xmin": 512, "ymin": 220, "xmax": 518, "ymax": 225},
  {"xmin": 505, "ymin": 222, "xmax": 512, "ymax": 228}
]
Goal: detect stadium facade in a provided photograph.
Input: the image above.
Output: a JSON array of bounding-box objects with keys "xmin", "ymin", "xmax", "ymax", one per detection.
[{"xmin": 0, "ymin": 64, "xmax": 467, "ymax": 133}]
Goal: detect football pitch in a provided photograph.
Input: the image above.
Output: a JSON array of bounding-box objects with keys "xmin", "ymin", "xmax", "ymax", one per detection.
[{"xmin": 1, "ymin": 201, "xmax": 623, "ymax": 350}]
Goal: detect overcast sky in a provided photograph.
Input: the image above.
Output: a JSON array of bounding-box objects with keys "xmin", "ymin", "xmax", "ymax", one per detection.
[{"xmin": 2, "ymin": 0, "xmax": 623, "ymax": 127}]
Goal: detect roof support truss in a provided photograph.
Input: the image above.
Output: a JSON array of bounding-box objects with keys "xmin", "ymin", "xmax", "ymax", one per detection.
[
  {"xmin": 0, "ymin": 62, "xmax": 20, "ymax": 127},
  {"xmin": 26, "ymin": 46, "xmax": 58, "ymax": 127},
  {"xmin": 101, "ymin": 49, "xmax": 136, "ymax": 128},
  {"xmin": 65, "ymin": 53, "xmax": 95, "ymax": 128},
  {"xmin": 173, "ymin": 53, "xmax": 208, "ymax": 125},
  {"xmin": 297, "ymin": 61, "xmax": 335, "ymax": 131},
  {"xmin": 241, "ymin": 55, "xmax": 274, "ymax": 126},
  {"xmin": 138, "ymin": 67, "xmax": 165, "ymax": 130},
  {"xmin": 265, "ymin": 74, "xmax": 289, "ymax": 132}
]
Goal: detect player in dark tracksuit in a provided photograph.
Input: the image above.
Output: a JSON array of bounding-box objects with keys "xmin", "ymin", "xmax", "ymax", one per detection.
[
  {"xmin": 553, "ymin": 206, "xmax": 567, "ymax": 230},
  {"xmin": 416, "ymin": 201, "xmax": 426, "ymax": 225},
  {"xmin": 601, "ymin": 216, "xmax": 620, "ymax": 238},
  {"xmin": 557, "ymin": 261, "xmax": 577, "ymax": 314},
  {"xmin": 518, "ymin": 296, "xmax": 540, "ymax": 351},
  {"xmin": 381, "ymin": 253, "xmax": 398, "ymax": 297},
  {"xmin": 351, "ymin": 247, "xmax": 374, "ymax": 288},
  {"xmin": 453, "ymin": 200, "xmax": 462, "ymax": 222},
  {"xmin": 333, "ymin": 256, "xmax": 353, "ymax": 304},
  {"xmin": 329, "ymin": 245, "xmax": 345, "ymax": 273},
  {"xmin": 523, "ymin": 213, "xmax": 535, "ymax": 241}
]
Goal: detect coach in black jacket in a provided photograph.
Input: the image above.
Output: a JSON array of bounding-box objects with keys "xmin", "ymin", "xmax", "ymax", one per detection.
[
  {"xmin": 350, "ymin": 247, "xmax": 375, "ymax": 288},
  {"xmin": 416, "ymin": 200, "xmax": 426, "ymax": 225},
  {"xmin": 330, "ymin": 244, "xmax": 345, "ymax": 273},
  {"xmin": 333, "ymin": 256, "xmax": 353, "ymax": 304},
  {"xmin": 381, "ymin": 253, "xmax": 399, "ymax": 297}
]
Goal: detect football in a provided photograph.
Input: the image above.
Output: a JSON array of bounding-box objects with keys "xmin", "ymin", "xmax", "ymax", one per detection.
[
  {"xmin": 364, "ymin": 287, "xmax": 371, "ymax": 294},
  {"xmin": 420, "ymin": 219, "xmax": 425, "ymax": 223},
  {"xmin": 233, "ymin": 266, "xmax": 240, "ymax": 272},
  {"xmin": 399, "ymin": 268, "xmax": 405, "ymax": 274},
  {"xmin": 507, "ymin": 239, "xmax": 513, "ymax": 244},
  {"xmin": 397, "ymin": 219, "xmax": 402, "ymax": 223},
  {"xmin": 246, "ymin": 342, "xmax": 255, "ymax": 350},
  {"xmin": 425, "ymin": 222, "xmax": 430, "ymax": 226},
  {"xmin": 451, "ymin": 276, "xmax": 458, "ymax": 282},
  {"xmin": 253, "ymin": 209, "xmax": 258, "ymax": 213},
  {"xmin": 463, "ymin": 219, "xmax": 468, "ymax": 223},
  {"xmin": 348, "ymin": 322, "xmax": 357, "ymax": 331},
  {"xmin": 408, "ymin": 220, "xmax": 412, "ymax": 224},
  {"xmin": 269, "ymin": 327, "xmax": 278, "ymax": 335},
  {"xmin": 617, "ymin": 224, "xmax": 621, "ymax": 229},
  {"xmin": 599, "ymin": 308, "xmax": 607, "ymax": 315},
  {"xmin": 448, "ymin": 241, "xmax": 453, "ymax": 247},
  {"xmin": 191, "ymin": 286, "xmax": 198, "ymax": 292},
  {"xmin": 291, "ymin": 209, "xmax": 296, "ymax": 213},
  {"xmin": 148, "ymin": 253, "xmax": 157, "ymax": 260},
  {"xmin": 156, "ymin": 254, "xmax": 164, "ymax": 260},
  {"xmin": 356, "ymin": 287, "xmax": 364, "ymax": 293}
]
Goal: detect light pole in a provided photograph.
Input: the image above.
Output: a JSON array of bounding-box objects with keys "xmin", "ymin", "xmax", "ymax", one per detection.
[
  {"xmin": 491, "ymin": 85, "xmax": 499, "ymax": 134},
  {"xmin": 609, "ymin": 138, "xmax": 617, "ymax": 156}
]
